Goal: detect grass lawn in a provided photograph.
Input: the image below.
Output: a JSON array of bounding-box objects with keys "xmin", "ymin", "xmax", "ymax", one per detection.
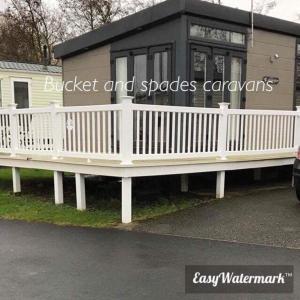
[{"xmin": 0, "ymin": 168, "xmax": 209, "ymax": 228}]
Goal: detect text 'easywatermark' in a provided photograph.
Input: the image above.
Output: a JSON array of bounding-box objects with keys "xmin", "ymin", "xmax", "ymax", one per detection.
[{"xmin": 185, "ymin": 265, "xmax": 293, "ymax": 294}]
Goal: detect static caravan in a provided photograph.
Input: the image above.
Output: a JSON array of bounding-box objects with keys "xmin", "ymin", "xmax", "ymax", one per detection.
[
  {"xmin": 0, "ymin": 61, "xmax": 62, "ymax": 108},
  {"xmin": 0, "ymin": 0, "xmax": 298, "ymax": 223},
  {"xmin": 55, "ymin": 0, "xmax": 300, "ymax": 111}
]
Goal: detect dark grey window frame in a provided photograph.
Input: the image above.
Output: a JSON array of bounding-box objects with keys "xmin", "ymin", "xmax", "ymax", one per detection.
[
  {"xmin": 189, "ymin": 43, "xmax": 246, "ymax": 108},
  {"xmin": 190, "ymin": 24, "xmax": 246, "ymax": 46},
  {"xmin": 294, "ymin": 38, "xmax": 300, "ymax": 109},
  {"xmin": 187, "ymin": 17, "xmax": 247, "ymax": 108},
  {"xmin": 187, "ymin": 16, "xmax": 248, "ymax": 51},
  {"xmin": 111, "ymin": 44, "xmax": 173, "ymax": 104}
]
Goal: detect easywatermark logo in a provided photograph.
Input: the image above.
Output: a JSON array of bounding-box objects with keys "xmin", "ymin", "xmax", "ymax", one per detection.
[{"xmin": 186, "ymin": 266, "xmax": 293, "ymax": 294}]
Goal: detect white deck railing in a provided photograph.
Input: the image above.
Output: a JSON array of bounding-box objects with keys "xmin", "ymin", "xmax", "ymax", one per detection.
[{"xmin": 0, "ymin": 98, "xmax": 299, "ymax": 164}]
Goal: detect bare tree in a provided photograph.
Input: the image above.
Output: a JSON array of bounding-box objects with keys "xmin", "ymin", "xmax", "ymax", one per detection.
[
  {"xmin": 0, "ymin": 0, "xmax": 66, "ymax": 64},
  {"xmin": 59, "ymin": 0, "xmax": 127, "ymax": 36},
  {"xmin": 254, "ymin": 0, "xmax": 277, "ymax": 15}
]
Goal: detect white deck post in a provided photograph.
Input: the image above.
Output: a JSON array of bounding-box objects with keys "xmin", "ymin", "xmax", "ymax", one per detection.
[
  {"xmin": 181, "ymin": 174, "xmax": 189, "ymax": 192},
  {"xmin": 216, "ymin": 171, "xmax": 225, "ymax": 199},
  {"xmin": 254, "ymin": 168, "xmax": 262, "ymax": 181},
  {"xmin": 75, "ymin": 173, "xmax": 86, "ymax": 211},
  {"xmin": 295, "ymin": 107, "xmax": 300, "ymax": 149},
  {"xmin": 120, "ymin": 96, "xmax": 134, "ymax": 165},
  {"xmin": 49, "ymin": 101, "xmax": 62, "ymax": 159},
  {"xmin": 218, "ymin": 103, "xmax": 230, "ymax": 160},
  {"xmin": 54, "ymin": 171, "xmax": 64, "ymax": 205},
  {"xmin": 8, "ymin": 104, "xmax": 18, "ymax": 157},
  {"xmin": 12, "ymin": 167, "xmax": 21, "ymax": 193},
  {"xmin": 122, "ymin": 177, "xmax": 132, "ymax": 223}
]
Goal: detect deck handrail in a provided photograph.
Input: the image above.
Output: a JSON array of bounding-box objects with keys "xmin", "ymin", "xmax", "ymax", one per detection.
[{"xmin": 0, "ymin": 98, "xmax": 298, "ymax": 164}]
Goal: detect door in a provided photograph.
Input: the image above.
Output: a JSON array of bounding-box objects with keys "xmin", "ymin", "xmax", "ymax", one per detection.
[{"xmin": 190, "ymin": 45, "xmax": 245, "ymax": 108}]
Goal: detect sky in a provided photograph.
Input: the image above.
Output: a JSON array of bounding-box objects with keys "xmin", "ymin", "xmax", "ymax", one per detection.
[
  {"xmin": 0, "ymin": 0, "xmax": 7, "ymax": 12},
  {"xmin": 1, "ymin": 0, "xmax": 299, "ymax": 23},
  {"xmin": 221, "ymin": 0, "xmax": 300, "ymax": 23},
  {"xmin": 47, "ymin": 0, "xmax": 299, "ymax": 23}
]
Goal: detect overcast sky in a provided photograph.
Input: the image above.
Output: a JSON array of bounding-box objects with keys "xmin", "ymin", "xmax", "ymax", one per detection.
[
  {"xmin": 47, "ymin": 0, "xmax": 300, "ymax": 23},
  {"xmin": 221, "ymin": 0, "xmax": 299, "ymax": 22},
  {"xmin": 1, "ymin": 0, "xmax": 299, "ymax": 23}
]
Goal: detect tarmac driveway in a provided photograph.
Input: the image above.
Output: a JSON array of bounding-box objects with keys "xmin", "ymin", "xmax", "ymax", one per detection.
[
  {"xmin": 132, "ymin": 187, "xmax": 300, "ymax": 249},
  {"xmin": 1, "ymin": 220, "xmax": 300, "ymax": 300}
]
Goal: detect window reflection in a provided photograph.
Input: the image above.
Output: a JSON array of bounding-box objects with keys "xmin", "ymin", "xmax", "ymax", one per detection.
[
  {"xmin": 212, "ymin": 55, "xmax": 225, "ymax": 108},
  {"xmin": 153, "ymin": 51, "xmax": 169, "ymax": 105},
  {"xmin": 190, "ymin": 24, "xmax": 245, "ymax": 45},
  {"xmin": 134, "ymin": 54, "xmax": 147, "ymax": 103},
  {"xmin": 230, "ymin": 57, "xmax": 242, "ymax": 109},
  {"xmin": 192, "ymin": 52, "xmax": 207, "ymax": 107},
  {"xmin": 14, "ymin": 81, "xmax": 29, "ymax": 108},
  {"xmin": 115, "ymin": 57, "xmax": 127, "ymax": 103}
]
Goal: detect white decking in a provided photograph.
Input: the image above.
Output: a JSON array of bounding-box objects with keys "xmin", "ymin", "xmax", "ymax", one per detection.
[{"xmin": 0, "ymin": 98, "xmax": 299, "ymax": 223}]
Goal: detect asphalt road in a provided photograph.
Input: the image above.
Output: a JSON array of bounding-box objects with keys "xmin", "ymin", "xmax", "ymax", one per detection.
[
  {"xmin": 133, "ymin": 187, "xmax": 300, "ymax": 249},
  {"xmin": 0, "ymin": 220, "xmax": 300, "ymax": 300}
]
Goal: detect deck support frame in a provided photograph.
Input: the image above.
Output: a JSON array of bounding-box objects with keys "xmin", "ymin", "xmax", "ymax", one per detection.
[
  {"xmin": 216, "ymin": 171, "xmax": 226, "ymax": 199},
  {"xmin": 54, "ymin": 171, "xmax": 64, "ymax": 205},
  {"xmin": 181, "ymin": 174, "xmax": 189, "ymax": 192},
  {"xmin": 122, "ymin": 177, "xmax": 132, "ymax": 224},
  {"xmin": 0, "ymin": 154, "xmax": 295, "ymax": 224},
  {"xmin": 12, "ymin": 167, "xmax": 21, "ymax": 193},
  {"xmin": 75, "ymin": 173, "xmax": 86, "ymax": 211}
]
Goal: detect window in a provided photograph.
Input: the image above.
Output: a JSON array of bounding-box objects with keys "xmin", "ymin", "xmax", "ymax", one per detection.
[
  {"xmin": 13, "ymin": 80, "xmax": 30, "ymax": 108},
  {"xmin": 153, "ymin": 51, "xmax": 169, "ymax": 105},
  {"xmin": 0, "ymin": 80, "xmax": 2, "ymax": 107},
  {"xmin": 190, "ymin": 24, "xmax": 245, "ymax": 45},
  {"xmin": 154, "ymin": 52, "xmax": 168, "ymax": 84},
  {"xmin": 113, "ymin": 45, "xmax": 172, "ymax": 105},
  {"xmin": 230, "ymin": 57, "xmax": 242, "ymax": 109},
  {"xmin": 212, "ymin": 55, "xmax": 225, "ymax": 107},
  {"xmin": 134, "ymin": 54, "xmax": 147, "ymax": 103},
  {"xmin": 191, "ymin": 46, "xmax": 246, "ymax": 108},
  {"xmin": 192, "ymin": 52, "xmax": 207, "ymax": 107},
  {"xmin": 115, "ymin": 57, "xmax": 128, "ymax": 103}
]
